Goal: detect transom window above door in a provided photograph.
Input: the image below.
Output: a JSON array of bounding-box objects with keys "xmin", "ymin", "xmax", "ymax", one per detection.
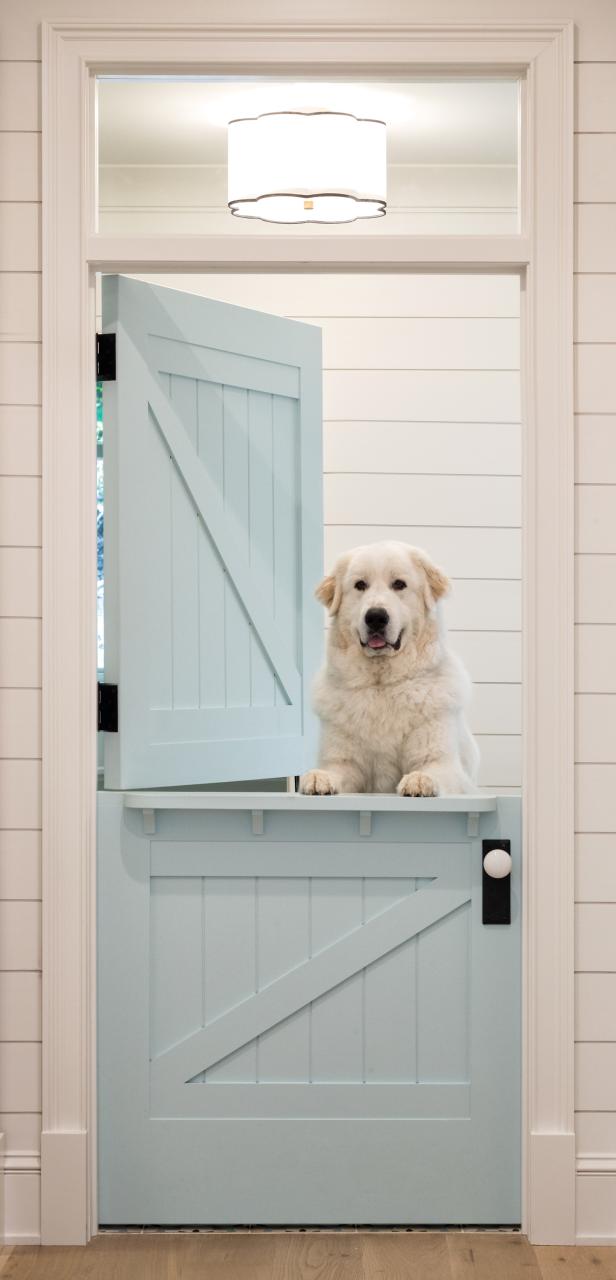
[{"xmin": 96, "ymin": 76, "xmax": 520, "ymax": 236}]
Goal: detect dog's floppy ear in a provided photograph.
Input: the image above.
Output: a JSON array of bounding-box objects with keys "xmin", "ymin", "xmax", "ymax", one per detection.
[
  {"xmin": 410, "ymin": 547, "xmax": 450, "ymax": 607},
  {"xmin": 315, "ymin": 555, "xmax": 348, "ymax": 615}
]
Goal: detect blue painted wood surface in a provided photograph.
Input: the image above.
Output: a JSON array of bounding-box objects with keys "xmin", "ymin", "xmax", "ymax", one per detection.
[
  {"xmin": 98, "ymin": 794, "xmax": 521, "ymax": 1224},
  {"xmin": 101, "ymin": 276, "xmax": 323, "ymax": 788}
]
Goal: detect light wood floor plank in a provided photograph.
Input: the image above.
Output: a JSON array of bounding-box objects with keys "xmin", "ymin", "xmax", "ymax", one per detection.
[
  {"xmin": 273, "ymin": 1233, "xmax": 363, "ymax": 1280},
  {"xmin": 536, "ymin": 1245, "xmax": 616, "ymax": 1280},
  {"xmin": 3, "ymin": 1234, "xmax": 616, "ymax": 1280},
  {"xmin": 448, "ymin": 1232, "xmax": 542, "ymax": 1280},
  {"xmin": 362, "ymin": 1230, "xmax": 451, "ymax": 1279}
]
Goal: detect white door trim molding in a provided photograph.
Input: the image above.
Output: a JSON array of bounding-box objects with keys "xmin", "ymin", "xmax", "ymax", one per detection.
[{"xmin": 41, "ymin": 17, "xmax": 574, "ymax": 1246}]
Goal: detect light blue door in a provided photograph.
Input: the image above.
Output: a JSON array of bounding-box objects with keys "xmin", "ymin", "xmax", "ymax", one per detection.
[
  {"xmin": 101, "ymin": 276, "xmax": 322, "ymax": 789},
  {"xmin": 98, "ymin": 795, "xmax": 521, "ymax": 1225}
]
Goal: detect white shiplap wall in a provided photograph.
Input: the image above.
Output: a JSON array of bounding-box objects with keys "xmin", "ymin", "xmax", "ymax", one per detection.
[
  {"xmin": 0, "ymin": 53, "xmax": 42, "ymax": 1243},
  {"xmin": 132, "ymin": 271, "xmax": 521, "ymax": 792},
  {"xmin": 2, "ymin": 0, "xmax": 616, "ymax": 1245},
  {"xmin": 574, "ymin": 57, "xmax": 616, "ymax": 1240}
]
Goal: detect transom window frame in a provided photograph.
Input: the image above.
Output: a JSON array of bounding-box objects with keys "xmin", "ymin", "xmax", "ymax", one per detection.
[{"xmin": 42, "ymin": 18, "xmax": 574, "ymax": 1247}]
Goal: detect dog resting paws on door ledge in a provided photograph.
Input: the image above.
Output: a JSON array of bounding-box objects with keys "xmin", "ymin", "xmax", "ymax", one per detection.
[{"xmin": 300, "ymin": 541, "xmax": 479, "ymax": 797}]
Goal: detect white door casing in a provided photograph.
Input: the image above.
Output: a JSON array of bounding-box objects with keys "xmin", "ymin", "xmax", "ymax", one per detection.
[{"xmin": 41, "ymin": 17, "xmax": 574, "ymax": 1245}]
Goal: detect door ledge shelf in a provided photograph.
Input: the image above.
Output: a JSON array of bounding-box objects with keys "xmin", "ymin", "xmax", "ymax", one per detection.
[{"xmin": 121, "ymin": 791, "xmax": 496, "ymax": 814}]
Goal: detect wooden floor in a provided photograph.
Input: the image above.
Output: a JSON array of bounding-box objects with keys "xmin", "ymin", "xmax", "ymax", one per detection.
[{"xmin": 1, "ymin": 1233, "xmax": 616, "ymax": 1280}]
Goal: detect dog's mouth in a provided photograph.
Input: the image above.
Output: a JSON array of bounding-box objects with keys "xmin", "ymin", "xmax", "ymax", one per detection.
[{"xmin": 361, "ymin": 630, "xmax": 404, "ymax": 653}]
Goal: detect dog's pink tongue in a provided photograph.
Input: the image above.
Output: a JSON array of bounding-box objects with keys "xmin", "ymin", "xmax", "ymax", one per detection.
[{"xmin": 368, "ymin": 635, "xmax": 387, "ymax": 649}]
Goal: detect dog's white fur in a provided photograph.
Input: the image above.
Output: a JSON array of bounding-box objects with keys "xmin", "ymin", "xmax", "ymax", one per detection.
[{"xmin": 300, "ymin": 541, "xmax": 479, "ymax": 797}]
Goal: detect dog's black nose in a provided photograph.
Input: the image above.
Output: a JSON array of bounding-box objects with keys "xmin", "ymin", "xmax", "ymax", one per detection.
[{"xmin": 365, "ymin": 607, "xmax": 389, "ymax": 632}]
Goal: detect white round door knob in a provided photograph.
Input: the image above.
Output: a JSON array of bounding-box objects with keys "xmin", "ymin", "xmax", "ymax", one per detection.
[{"xmin": 483, "ymin": 847, "xmax": 512, "ymax": 879}]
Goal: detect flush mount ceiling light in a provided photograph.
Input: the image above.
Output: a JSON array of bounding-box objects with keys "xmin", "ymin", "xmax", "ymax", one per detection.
[{"xmin": 227, "ymin": 110, "xmax": 387, "ymax": 224}]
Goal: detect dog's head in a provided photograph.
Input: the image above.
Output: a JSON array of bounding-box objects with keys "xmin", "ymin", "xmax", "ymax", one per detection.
[{"xmin": 316, "ymin": 541, "xmax": 450, "ymax": 659}]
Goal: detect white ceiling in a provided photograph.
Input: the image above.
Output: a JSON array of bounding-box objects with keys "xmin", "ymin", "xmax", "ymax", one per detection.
[{"xmin": 98, "ymin": 78, "xmax": 519, "ymax": 167}]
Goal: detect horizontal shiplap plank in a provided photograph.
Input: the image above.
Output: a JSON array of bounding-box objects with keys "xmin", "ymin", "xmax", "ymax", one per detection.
[
  {"xmin": 0, "ymin": 1113, "xmax": 41, "ymax": 1159},
  {"xmin": 576, "ymin": 833, "xmax": 616, "ymax": 902},
  {"xmin": 576, "ymin": 903, "xmax": 616, "ymax": 970},
  {"xmin": 576, "ymin": 135, "xmax": 616, "ymax": 203},
  {"xmin": 451, "ymin": 631, "xmax": 521, "ymax": 684},
  {"xmin": 576, "ymin": 1112, "xmax": 616, "ymax": 1159},
  {"xmin": 576, "ymin": 63, "xmax": 616, "ymax": 133},
  {"xmin": 576, "ymin": 205, "xmax": 616, "ymax": 274},
  {"xmin": 576, "ymin": 1043, "xmax": 616, "ymax": 1111},
  {"xmin": 0, "ymin": 406, "xmax": 41, "ymax": 476},
  {"xmin": 0, "ymin": 972, "xmax": 41, "ymax": 1040},
  {"xmin": 576, "ymin": 278, "xmax": 616, "ymax": 345},
  {"xmin": 0, "ymin": 477, "xmax": 41, "ymax": 546},
  {"xmin": 0, "ymin": 831, "xmax": 41, "ymax": 900},
  {"xmin": 0, "ymin": 344, "xmax": 41, "ymax": 407},
  {"xmin": 0, "ymin": 618, "xmax": 41, "ymax": 688},
  {"xmin": 0, "ymin": 900, "xmax": 41, "ymax": 969},
  {"xmin": 324, "ymin": 370, "xmax": 521, "ymax": 422},
  {"xmin": 575, "ymin": 346, "xmax": 616, "ymax": 414},
  {"xmin": 576, "ymin": 973, "xmax": 616, "ymax": 1040},
  {"xmin": 325, "ymin": 474, "xmax": 520, "ymax": 527},
  {"xmin": 318, "ymin": 317, "xmax": 519, "ymax": 370},
  {"xmin": 577, "ymin": 694, "xmax": 616, "ymax": 763},
  {"xmin": 0, "ymin": 760, "xmax": 41, "ymax": 829},
  {"xmin": 0, "ymin": 274, "xmax": 40, "ymax": 342},
  {"xmin": 0, "ymin": 204, "xmax": 40, "ymax": 272},
  {"xmin": 0, "ymin": 62, "xmax": 40, "ymax": 132},
  {"xmin": 470, "ymin": 683, "xmax": 521, "ymax": 735},
  {"xmin": 0, "ymin": 133, "xmax": 39, "ymax": 202},
  {"xmin": 0, "ymin": 1043, "xmax": 41, "ymax": 1113},
  {"xmin": 324, "ymin": 525, "xmax": 521, "ymax": 579},
  {"xmin": 576, "ymin": 764, "xmax": 616, "ymax": 833},
  {"xmin": 577, "ymin": 626, "xmax": 616, "ymax": 693},
  {"xmin": 0, "ymin": 548, "xmax": 41, "ymax": 618},
  {"xmin": 135, "ymin": 272, "xmax": 521, "ymax": 318},
  {"xmin": 475, "ymin": 735, "xmax": 521, "ymax": 789},
  {"xmin": 0, "ymin": 689, "xmax": 40, "ymax": 759},
  {"xmin": 576, "ymin": 417, "xmax": 616, "ymax": 483},
  {"xmin": 576, "ymin": 556, "xmax": 616, "ymax": 624},
  {"xmin": 324, "ymin": 421, "xmax": 521, "ymax": 476},
  {"xmin": 445, "ymin": 580, "xmax": 521, "ymax": 632},
  {"xmin": 577, "ymin": 486, "xmax": 616, "ymax": 554}
]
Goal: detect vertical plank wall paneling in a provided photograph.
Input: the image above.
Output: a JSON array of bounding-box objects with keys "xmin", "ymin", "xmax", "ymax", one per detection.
[
  {"xmin": 0, "ymin": 51, "xmax": 43, "ymax": 1242},
  {"xmin": 2, "ymin": 0, "xmax": 616, "ymax": 1241}
]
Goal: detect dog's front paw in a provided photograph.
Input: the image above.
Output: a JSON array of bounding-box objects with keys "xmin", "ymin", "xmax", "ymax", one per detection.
[
  {"xmin": 300, "ymin": 769, "xmax": 339, "ymax": 796},
  {"xmin": 397, "ymin": 771, "xmax": 440, "ymax": 798}
]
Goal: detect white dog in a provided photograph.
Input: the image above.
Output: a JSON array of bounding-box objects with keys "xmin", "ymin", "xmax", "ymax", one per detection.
[{"xmin": 300, "ymin": 541, "xmax": 479, "ymax": 797}]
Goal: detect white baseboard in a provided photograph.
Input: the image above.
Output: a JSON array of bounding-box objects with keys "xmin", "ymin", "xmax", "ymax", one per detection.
[
  {"xmin": 41, "ymin": 1131, "xmax": 88, "ymax": 1246},
  {"xmin": 576, "ymin": 1170, "xmax": 616, "ymax": 1242},
  {"xmin": 527, "ymin": 1132, "xmax": 576, "ymax": 1244},
  {"xmin": 0, "ymin": 1132, "xmax": 4, "ymax": 1242},
  {"xmin": 3, "ymin": 1173, "xmax": 40, "ymax": 1244}
]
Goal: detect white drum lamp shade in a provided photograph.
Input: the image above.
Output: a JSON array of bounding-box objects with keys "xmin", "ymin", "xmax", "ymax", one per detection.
[{"xmin": 227, "ymin": 110, "xmax": 387, "ymax": 224}]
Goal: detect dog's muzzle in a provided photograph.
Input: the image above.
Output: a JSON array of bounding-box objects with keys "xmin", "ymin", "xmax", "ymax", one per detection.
[{"xmin": 361, "ymin": 607, "xmax": 403, "ymax": 653}]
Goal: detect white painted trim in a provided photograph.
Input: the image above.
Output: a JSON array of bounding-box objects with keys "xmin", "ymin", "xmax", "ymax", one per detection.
[
  {"xmin": 577, "ymin": 1158, "xmax": 616, "ymax": 1174},
  {"xmin": 40, "ymin": 1133, "xmax": 88, "ymax": 1246},
  {"xmin": 3, "ymin": 1153, "xmax": 41, "ymax": 1175},
  {"xmin": 42, "ymin": 17, "xmax": 574, "ymax": 1246},
  {"xmin": 0, "ymin": 1131, "xmax": 4, "ymax": 1244},
  {"xmin": 87, "ymin": 234, "xmax": 531, "ymax": 270}
]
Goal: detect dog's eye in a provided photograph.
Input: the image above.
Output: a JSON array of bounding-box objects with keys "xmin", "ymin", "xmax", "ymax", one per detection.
[
  {"xmin": 392, "ymin": 579, "xmax": 407, "ymax": 591},
  {"xmin": 354, "ymin": 579, "xmax": 368, "ymax": 591}
]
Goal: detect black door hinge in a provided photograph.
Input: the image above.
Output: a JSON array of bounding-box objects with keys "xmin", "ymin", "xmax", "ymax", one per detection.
[
  {"xmin": 98, "ymin": 682, "xmax": 118, "ymax": 732},
  {"xmin": 96, "ymin": 333, "xmax": 116, "ymax": 381}
]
